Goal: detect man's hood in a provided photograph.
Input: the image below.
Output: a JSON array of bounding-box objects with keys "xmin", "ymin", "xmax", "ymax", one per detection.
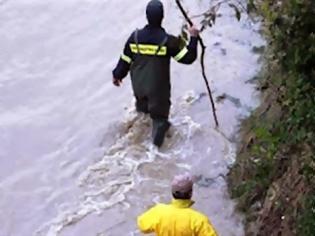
[{"xmin": 146, "ymin": 0, "xmax": 164, "ymax": 27}]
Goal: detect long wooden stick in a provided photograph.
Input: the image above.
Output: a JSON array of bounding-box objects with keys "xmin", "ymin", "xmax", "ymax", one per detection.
[{"xmin": 175, "ymin": 0, "xmax": 219, "ymax": 127}]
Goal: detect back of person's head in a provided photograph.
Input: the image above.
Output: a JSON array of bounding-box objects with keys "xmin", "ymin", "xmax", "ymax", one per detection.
[
  {"xmin": 146, "ymin": 0, "xmax": 164, "ymax": 27},
  {"xmin": 171, "ymin": 173, "xmax": 194, "ymax": 200}
]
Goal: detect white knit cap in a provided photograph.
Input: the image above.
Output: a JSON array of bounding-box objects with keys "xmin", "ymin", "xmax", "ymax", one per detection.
[{"xmin": 171, "ymin": 173, "xmax": 195, "ymax": 193}]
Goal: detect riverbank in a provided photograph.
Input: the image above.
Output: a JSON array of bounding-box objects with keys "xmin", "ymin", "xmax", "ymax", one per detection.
[{"xmin": 228, "ymin": 1, "xmax": 315, "ymax": 235}]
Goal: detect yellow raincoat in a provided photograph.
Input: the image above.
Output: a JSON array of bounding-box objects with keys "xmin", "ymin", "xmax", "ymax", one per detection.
[{"xmin": 137, "ymin": 199, "xmax": 218, "ymax": 236}]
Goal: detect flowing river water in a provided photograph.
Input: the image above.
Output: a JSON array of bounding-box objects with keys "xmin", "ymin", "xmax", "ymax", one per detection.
[{"xmin": 0, "ymin": 0, "xmax": 265, "ymax": 235}]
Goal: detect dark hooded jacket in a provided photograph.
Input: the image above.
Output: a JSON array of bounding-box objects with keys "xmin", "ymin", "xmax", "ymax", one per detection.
[{"xmin": 113, "ymin": 0, "xmax": 198, "ymax": 117}]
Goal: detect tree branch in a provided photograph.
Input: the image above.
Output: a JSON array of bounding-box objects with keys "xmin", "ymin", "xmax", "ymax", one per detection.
[{"xmin": 175, "ymin": 0, "xmax": 219, "ymax": 127}]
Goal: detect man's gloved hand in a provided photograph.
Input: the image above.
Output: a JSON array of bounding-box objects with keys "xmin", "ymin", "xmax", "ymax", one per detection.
[
  {"xmin": 188, "ymin": 25, "xmax": 199, "ymax": 37},
  {"xmin": 113, "ymin": 78, "xmax": 122, "ymax": 87}
]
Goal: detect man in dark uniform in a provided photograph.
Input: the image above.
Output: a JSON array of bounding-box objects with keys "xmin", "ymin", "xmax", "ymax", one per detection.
[{"xmin": 112, "ymin": 0, "xmax": 199, "ymax": 147}]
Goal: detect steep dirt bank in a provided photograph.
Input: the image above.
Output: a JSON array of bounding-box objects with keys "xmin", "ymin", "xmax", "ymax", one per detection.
[
  {"xmin": 228, "ymin": 76, "xmax": 312, "ymax": 235},
  {"xmin": 227, "ymin": 1, "xmax": 315, "ymax": 235}
]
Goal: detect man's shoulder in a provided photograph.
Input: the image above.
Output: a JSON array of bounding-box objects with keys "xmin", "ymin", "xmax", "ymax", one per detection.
[
  {"xmin": 145, "ymin": 203, "xmax": 169, "ymax": 210},
  {"xmin": 139, "ymin": 203, "xmax": 169, "ymax": 216},
  {"xmin": 126, "ymin": 26, "xmax": 146, "ymax": 42},
  {"xmin": 165, "ymin": 31, "xmax": 178, "ymax": 40},
  {"xmin": 154, "ymin": 203, "xmax": 171, "ymax": 209},
  {"xmin": 166, "ymin": 34, "xmax": 180, "ymax": 49},
  {"xmin": 188, "ymin": 207, "xmax": 210, "ymax": 222}
]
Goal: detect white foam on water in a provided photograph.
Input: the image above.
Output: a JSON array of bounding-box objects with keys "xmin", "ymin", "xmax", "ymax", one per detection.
[{"xmin": 36, "ymin": 92, "xmax": 212, "ymax": 236}]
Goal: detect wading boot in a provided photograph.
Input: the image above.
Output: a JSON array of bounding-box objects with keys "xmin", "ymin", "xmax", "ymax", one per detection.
[{"xmin": 152, "ymin": 119, "xmax": 170, "ymax": 147}]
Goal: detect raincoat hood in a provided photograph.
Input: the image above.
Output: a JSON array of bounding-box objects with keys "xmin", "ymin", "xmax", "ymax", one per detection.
[{"xmin": 146, "ymin": 0, "xmax": 164, "ymax": 27}]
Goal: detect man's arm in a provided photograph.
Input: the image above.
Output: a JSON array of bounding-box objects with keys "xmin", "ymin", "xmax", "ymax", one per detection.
[
  {"xmin": 137, "ymin": 206, "xmax": 159, "ymax": 234},
  {"xmin": 169, "ymin": 25, "xmax": 199, "ymax": 64},
  {"xmin": 195, "ymin": 217, "xmax": 218, "ymax": 236},
  {"xmin": 112, "ymin": 33, "xmax": 134, "ymax": 86}
]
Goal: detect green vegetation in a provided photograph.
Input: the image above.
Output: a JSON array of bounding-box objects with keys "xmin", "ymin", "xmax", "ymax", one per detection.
[
  {"xmin": 298, "ymin": 195, "xmax": 315, "ymax": 236},
  {"xmin": 228, "ymin": 0, "xmax": 315, "ymax": 235}
]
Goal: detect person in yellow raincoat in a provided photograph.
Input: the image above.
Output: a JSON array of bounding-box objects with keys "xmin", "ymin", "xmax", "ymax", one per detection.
[{"xmin": 137, "ymin": 173, "xmax": 218, "ymax": 236}]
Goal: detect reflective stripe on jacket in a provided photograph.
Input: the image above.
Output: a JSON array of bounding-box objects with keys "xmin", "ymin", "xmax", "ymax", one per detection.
[
  {"xmin": 112, "ymin": 25, "xmax": 198, "ymax": 80},
  {"xmin": 137, "ymin": 199, "xmax": 218, "ymax": 236}
]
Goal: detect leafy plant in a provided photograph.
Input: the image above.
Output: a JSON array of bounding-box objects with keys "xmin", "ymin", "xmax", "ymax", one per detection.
[{"xmin": 298, "ymin": 194, "xmax": 315, "ymax": 236}]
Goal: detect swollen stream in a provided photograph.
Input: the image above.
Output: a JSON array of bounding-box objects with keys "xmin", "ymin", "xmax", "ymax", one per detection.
[{"xmin": 0, "ymin": 0, "xmax": 264, "ymax": 235}]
